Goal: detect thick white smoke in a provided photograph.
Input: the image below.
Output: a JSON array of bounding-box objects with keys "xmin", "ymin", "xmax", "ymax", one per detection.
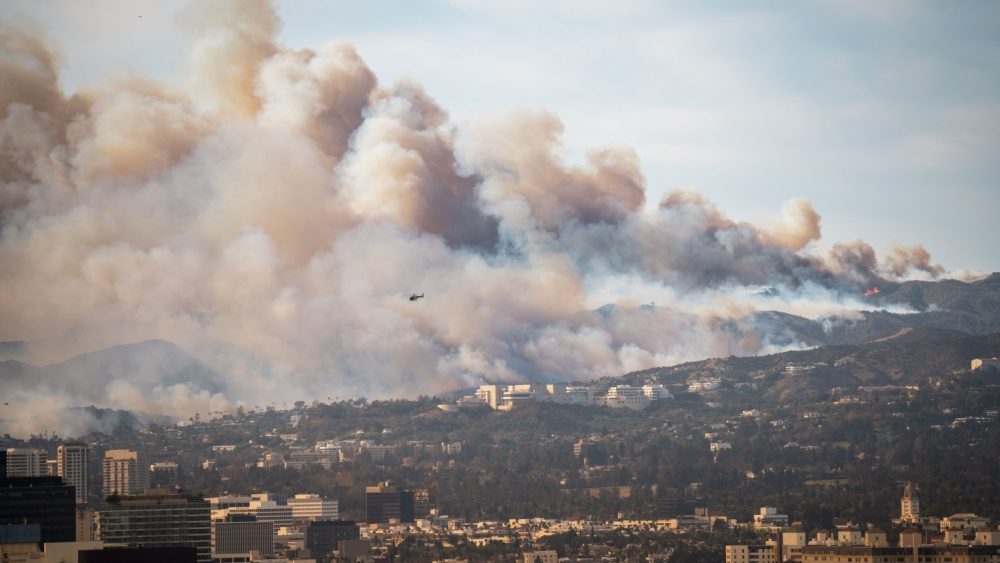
[{"xmin": 0, "ymin": 0, "xmax": 953, "ymax": 435}]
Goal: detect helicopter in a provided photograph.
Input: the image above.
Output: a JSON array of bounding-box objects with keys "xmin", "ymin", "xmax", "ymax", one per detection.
[{"xmin": 408, "ymin": 293, "xmax": 425, "ymax": 301}]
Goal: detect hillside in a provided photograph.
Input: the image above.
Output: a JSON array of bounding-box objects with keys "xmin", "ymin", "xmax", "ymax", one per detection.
[
  {"xmin": 619, "ymin": 327, "xmax": 1000, "ymax": 404},
  {"xmin": 875, "ymin": 273, "xmax": 1000, "ymax": 315},
  {"xmin": 0, "ymin": 340, "xmax": 224, "ymax": 435}
]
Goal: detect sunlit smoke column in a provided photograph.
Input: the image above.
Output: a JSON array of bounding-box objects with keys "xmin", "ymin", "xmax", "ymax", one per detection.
[{"xmin": 57, "ymin": 441, "xmax": 88, "ymax": 504}]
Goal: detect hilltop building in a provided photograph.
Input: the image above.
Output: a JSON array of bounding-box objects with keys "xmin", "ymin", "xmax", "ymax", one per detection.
[
  {"xmin": 753, "ymin": 507, "xmax": 789, "ymax": 531},
  {"xmin": 472, "ymin": 382, "xmax": 670, "ymax": 411},
  {"xmin": 149, "ymin": 461, "xmax": 179, "ymax": 480},
  {"xmin": 971, "ymin": 358, "xmax": 1000, "ymax": 371}
]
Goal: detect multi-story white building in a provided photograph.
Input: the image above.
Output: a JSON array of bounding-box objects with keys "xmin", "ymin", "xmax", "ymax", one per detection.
[
  {"xmin": 474, "ymin": 382, "xmax": 669, "ymax": 411},
  {"xmin": 57, "ymin": 441, "xmax": 88, "ymax": 504},
  {"xmin": 103, "ymin": 449, "xmax": 150, "ymax": 497},
  {"xmin": 220, "ymin": 497, "xmax": 293, "ymax": 529},
  {"xmin": 733, "ymin": 526, "xmax": 1000, "ymax": 563},
  {"xmin": 688, "ymin": 378, "xmax": 722, "ymax": 392},
  {"xmin": 725, "ymin": 544, "xmax": 777, "ymax": 563},
  {"xmin": 522, "ymin": 550, "xmax": 558, "ymax": 563},
  {"xmin": 710, "ymin": 442, "xmax": 732, "ymax": 453},
  {"xmin": 642, "ymin": 384, "xmax": 670, "ymax": 400},
  {"xmin": 781, "ymin": 529, "xmax": 807, "ymax": 561},
  {"xmin": 941, "ymin": 513, "xmax": 990, "ymax": 531},
  {"xmin": 600, "ymin": 385, "xmax": 650, "ymax": 410},
  {"xmin": 359, "ymin": 443, "xmax": 400, "ymax": 462},
  {"xmin": 499, "ymin": 384, "xmax": 542, "ymax": 410},
  {"xmin": 753, "ymin": 507, "xmax": 789, "ymax": 531},
  {"xmin": 288, "ymin": 494, "xmax": 338, "ymax": 522},
  {"xmin": 5, "ymin": 448, "xmax": 47, "ymax": 477},
  {"xmin": 208, "ymin": 495, "xmax": 252, "ymax": 511},
  {"xmin": 563, "ymin": 386, "xmax": 595, "ymax": 404},
  {"xmin": 475, "ymin": 384, "xmax": 503, "ymax": 409},
  {"xmin": 149, "ymin": 461, "xmax": 179, "ymax": 477}
]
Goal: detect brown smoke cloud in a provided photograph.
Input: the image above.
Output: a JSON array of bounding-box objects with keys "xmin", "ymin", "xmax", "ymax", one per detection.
[
  {"xmin": 882, "ymin": 244, "xmax": 945, "ymax": 279},
  {"xmin": 178, "ymin": 0, "xmax": 279, "ymax": 118},
  {"xmin": 458, "ymin": 111, "xmax": 645, "ymax": 231},
  {"xmin": 826, "ymin": 241, "xmax": 944, "ymax": 283},
  {"xmin": 0, "ymin": 0, "xmax": 959, "ymax": 435},
  {"xmin": 760, "ymin": 198, "xmax": 822, "ymax": 251}
]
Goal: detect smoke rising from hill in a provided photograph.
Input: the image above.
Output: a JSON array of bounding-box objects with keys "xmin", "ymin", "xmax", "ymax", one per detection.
[{"xmin": 0, "ymin": 0, "xmax": 956, "ymax": 435}]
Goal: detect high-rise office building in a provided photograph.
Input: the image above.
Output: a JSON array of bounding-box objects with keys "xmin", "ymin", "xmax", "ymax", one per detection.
[
  {"xmin": 305, "ymin": 520, "xmax": 359, "ymax": 558},
  {"xmin": 288, "ymin": 493, "xmax": 338, "ymax": 522},
  {"xmin": 99, "ymin": 493, "xmax": 211, "ymax": 563},
  {"xmin": 77, "ymin": 507, "xmax": 99, "ymax": 541},
  {"xmin": 0, "ymin": 475, "xmax": 76, "ymax": 542},
  {"xmin": 364, "ymin": 482, "xmax": 414, "ymax": 524},
  {"xmin": 58, "ymin": 441, "xmax": 89, "ymax": 504},
  {"xmin": 78, "ymin": 546, "xmax": 198, "ymax": 562},
  {"xmin": 212, "ymin": 514, "xmax": 274, "ymax": 559},
  {"xmin": 5, "ymin": 448, "xmax": 47, "ymax": 477},
  {"xmin": 102, "ymin": 450, "xmax": 150, "ymax": 497}
]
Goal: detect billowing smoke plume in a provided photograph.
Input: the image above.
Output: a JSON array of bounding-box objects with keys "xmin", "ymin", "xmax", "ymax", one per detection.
[{"xmin": 0, "ymin": 0, "xmax": 954, "ymax": 435}]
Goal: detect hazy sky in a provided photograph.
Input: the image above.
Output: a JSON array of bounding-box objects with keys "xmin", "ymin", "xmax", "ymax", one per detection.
[{"xmin": 5, "ymin": 0, "xmax": 998, "ymax": 272}]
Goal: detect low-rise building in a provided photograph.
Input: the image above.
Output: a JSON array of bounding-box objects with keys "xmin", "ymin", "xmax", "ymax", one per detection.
[
  {"xmin": 941, "ymin": 513, "xmax": 990, "ymax": 531},
  {"xmin": 287, "ymin": 494, "xmax": 338, "ymax": 522},
  {"xmin": 305, "ymin": 520, "xmax": 359, "ymax": 559},
  {"xmin": 970, "ymin": 358, "xmax": 1000, "ymax": 372},
  {"xmin": 726, "ymin": 543, "xmax": 777, "ymax": 563},
  {"xmin": 752, "ymin": 507, "xmax": 788, "ymax": 531},
  {"xmin": 522, "ymin": 550, "xmax": 558, "ymax": 563},
  {"xmin": 801, "ymin": 544, "xmax": 1000, "ymax": 562}
]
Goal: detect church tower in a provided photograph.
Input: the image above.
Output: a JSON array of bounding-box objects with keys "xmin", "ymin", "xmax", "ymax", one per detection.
[{"xmin": 901, "ymin": 481, "xmax": 920, "ymax": 523}]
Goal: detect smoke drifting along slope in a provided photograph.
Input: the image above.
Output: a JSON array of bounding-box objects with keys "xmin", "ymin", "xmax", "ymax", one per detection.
[{"xmin": 0, "ymin": 0, "xmax": 955, "ymax": 435}]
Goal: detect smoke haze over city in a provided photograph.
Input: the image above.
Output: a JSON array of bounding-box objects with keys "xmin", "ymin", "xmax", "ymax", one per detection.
[{"xmin": 0, "ymin": 0, "xmax": 996, "ymax": 436}]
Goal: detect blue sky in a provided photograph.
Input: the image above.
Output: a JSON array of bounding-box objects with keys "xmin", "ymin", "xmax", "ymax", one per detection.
[{"xmin": 5, "ymin": 0, "xmax": 999, "ymax": 273}]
